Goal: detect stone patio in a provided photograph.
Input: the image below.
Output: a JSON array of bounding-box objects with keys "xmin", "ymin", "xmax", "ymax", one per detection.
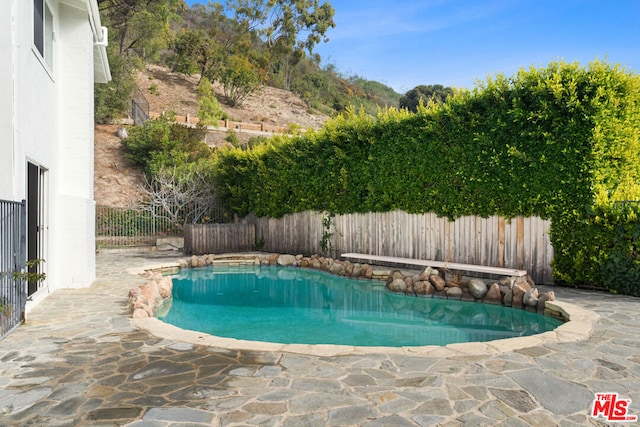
[{"xmin": 0, "ymin": 249, "xmax": 639, "ymax": 426}]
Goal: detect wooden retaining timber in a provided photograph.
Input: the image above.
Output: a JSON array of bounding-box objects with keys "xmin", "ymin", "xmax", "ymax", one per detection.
[
  {"xmin": 340, "ymin": 253, "xmax": 528, "ymax": 278},
  {"xmin": 148, "ymin": 112, "xmax": 290, "ymax": 134}
]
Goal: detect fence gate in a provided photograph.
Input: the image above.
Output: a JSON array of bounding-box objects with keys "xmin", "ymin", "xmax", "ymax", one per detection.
[
  {"xmin": 0, "ymin": 200, "xmax": 26, "ymax": 339},
  {"xmin": 132, "ymin": 87, "xmax": 150, "ymax": 126}
]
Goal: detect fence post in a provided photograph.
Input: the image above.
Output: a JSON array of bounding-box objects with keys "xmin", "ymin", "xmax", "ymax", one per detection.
[
  {"xmin": 184, "ymin": 224, "xmax": 192, "ymax": 255},
  {"xmin": 18, "ymin": 200, "xmax": 26, "ymax": 323}
]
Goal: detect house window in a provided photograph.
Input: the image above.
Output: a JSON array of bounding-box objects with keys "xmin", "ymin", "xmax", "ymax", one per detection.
[{"xmin": 33, "ymin": 0, "xmax": 53, "ymax": 69}]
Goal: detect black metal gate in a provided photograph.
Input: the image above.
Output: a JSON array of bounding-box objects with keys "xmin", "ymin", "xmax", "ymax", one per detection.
[
  {"xmin": 132, "ymin": 87, "xmax": 150, "ymax": 126},
  {"xmin": 0, "ymin": 199, "xmax": 26, "ymax": 339}
]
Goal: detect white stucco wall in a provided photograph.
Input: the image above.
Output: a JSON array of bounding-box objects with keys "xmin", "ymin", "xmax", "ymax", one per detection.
[
  {"xmin": 0, "ymin": 1, "xmax": 17, "ymax": 200},
  {"xmin": 0, "ymin": 0, "xmax": 103, "ymax": 309},
  {"xmin": 54, "ymin": 3, "xmax": 97, "ymax": 288}
]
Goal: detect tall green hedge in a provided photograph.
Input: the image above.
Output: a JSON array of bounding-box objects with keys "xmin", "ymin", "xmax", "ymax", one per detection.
[
  {"xmin": 552, "ymin": 204, "xmax": 640, "ymax": 294},
  {"xmin": 214, "ymin": 60, "xmax": 640, "ymax": 294}
]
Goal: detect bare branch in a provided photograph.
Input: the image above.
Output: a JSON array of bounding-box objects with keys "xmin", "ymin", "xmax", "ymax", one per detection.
[{"xmin": 139, "ymin": 165, "xmax": 221, "ymax": 229}]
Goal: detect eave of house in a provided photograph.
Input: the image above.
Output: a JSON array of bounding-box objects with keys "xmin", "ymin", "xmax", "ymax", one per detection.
[{"xmin": 60, "ymin": 0, "xmax": 111, "ymax": 83}]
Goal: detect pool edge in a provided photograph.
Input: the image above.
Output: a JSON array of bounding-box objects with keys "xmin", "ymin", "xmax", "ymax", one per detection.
[{"xmin": 129, "ymin": 261, "xmax": 599, "ymax": 357}]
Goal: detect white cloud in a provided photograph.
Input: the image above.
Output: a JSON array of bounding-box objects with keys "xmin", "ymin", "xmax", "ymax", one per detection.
[{"xmin": 327, "ymin": 0, "xmax": 514, "ymax": 41}]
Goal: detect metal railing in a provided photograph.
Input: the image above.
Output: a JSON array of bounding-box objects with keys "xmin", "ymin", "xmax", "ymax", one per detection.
[
  {"xmin": 96, "ymin": 205, "xmax": 175, "ymax": 249},
  {"xmin": 96, "ymin": 202, "xmax": 233, "ymax": 249},
  {"xmin": 0, "ymin": 199, "xmax": 26, "ymax": 339}
]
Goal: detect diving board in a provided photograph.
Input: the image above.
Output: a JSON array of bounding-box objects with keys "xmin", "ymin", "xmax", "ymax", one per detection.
[{"xmin": 340, "ymin": 253, "xmax": 528, "ymax": 277}]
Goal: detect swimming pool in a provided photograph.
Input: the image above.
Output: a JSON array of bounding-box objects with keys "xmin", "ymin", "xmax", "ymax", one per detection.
[{"xmin": 157, "ymin": 265, "xmax": 562, "ymax": 347}]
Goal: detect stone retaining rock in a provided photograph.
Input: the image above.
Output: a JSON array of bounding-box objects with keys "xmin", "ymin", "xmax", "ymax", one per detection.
[
  {"xmin": 128, "ymin": 273, "xmax": 174, "ymax": 319},
  {"xmin": 483, "ymin": 283, "xmax": 502, "ymax": 305},
  {"xmin": 446, "ymin": 287, "xmax": 463, "ymax": 298},
  {"xmin": 414, "ymin": 280, "xmax": 433, "ymax": 295},
  {"xmin": 277, "ymin": 254, "xmax": 296, "ymax": 266},
  {"xmin": 430, "ymin": 275, "xmax": 446, "ymax": 291},
  {"xmin": 387, "ymin": 278, "xmax": 408, "ymax": 293},
  {"xmin": 469, "ymin": 278, "xmax": 488, "ymax": 299}
]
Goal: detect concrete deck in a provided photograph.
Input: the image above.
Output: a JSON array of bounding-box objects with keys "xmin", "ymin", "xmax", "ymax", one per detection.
[{"xmin": 1, "ymin": 249, "xmax": 639, "ymax": 426}]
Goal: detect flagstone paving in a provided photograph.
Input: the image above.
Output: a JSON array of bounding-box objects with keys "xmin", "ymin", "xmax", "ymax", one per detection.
[{"xmin": 1, "ymin": 249, "xmax": 639, "ymax": 426}]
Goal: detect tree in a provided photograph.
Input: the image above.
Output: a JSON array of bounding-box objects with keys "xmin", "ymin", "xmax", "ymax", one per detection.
[
  {"xmin": 218, "ymin": 55, "xmax": 267, "ymax": 106},
  {"xmin": 228, "ymin": 0, "xmax": 335, "ymax": 88},
  {"xmin": 94, "ymin": 44, "xmax": 137, "ymax": 123},
  {"xmin": 141, "ymin": 161, "xmax": 220, "ymax": 229},
  {"xmin": 95, "ymin": 0, "xmax": 185, "ymax": 120},
  {"xmin": 172, "ymin": 28, "xmax": 224, "ymax": 84},
  {"xmin": 181, "ymin": 2, "xmax": 211, "ymax": 30},
  {"xmin": 399, "ymin": 84, "xmax": 454, "ymax": 112},
  {"xmin": 98, "ymin": 0, "xmax": 184, "ymax": 59},
  {"xmin": 171, "ymin": 3, "xmax": 241, "ymax": 82},
  {"xmin": 229, "ymin": 0, "xmax": 335, "ymax": 54}
]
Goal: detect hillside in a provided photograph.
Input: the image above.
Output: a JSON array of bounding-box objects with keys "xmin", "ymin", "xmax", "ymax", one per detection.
[
  {"xmin": 94, "ymin": 124, "xmax": 146, "ymax": 207},
  {"xmin": 94, "ymin": 65, "xmax": 331, "ymax": 207},
  {"xmin": 137, "ymin": 65, "xmax": 329, "ymax": 130}
]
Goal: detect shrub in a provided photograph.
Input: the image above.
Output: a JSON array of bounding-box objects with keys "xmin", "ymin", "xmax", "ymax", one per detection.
[
  {"xmin": 141, "ymin": 160, "xmax": 220, "ymax": 228},
  {"xmin": 553, "ymin": 204, "xmax": 640, "ymax": 296},
  {"xmin": 225, "ymin": 129, "xmax": 240, "ymax": 147},
  {"xmin": 197, "ymin": 77, "xmax": 227, "ymax": 126},
  {"xmin": 600, "ymin": 208, "xmax": 640, "ymax": 296},
  {"xmin": 247, "ymin": 136, "xmax": 269, "ymax": 149},
  {"xmin": 121, "ymin": 117, "xmax": 210, "ymax": 175}
]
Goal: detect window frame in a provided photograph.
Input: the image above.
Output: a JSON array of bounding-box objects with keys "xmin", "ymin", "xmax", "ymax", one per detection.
[{"xmin": 33, "ymin": 0, "xmax": 54, "ymax": 73}]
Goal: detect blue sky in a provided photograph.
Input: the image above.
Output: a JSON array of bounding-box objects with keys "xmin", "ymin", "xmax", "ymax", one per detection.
[{"xmin": 185, "ymin": 0, "xmax": 640, "ymax": 94}]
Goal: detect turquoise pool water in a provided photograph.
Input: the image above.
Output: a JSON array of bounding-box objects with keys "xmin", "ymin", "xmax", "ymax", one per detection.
[{"xmin": 157, "ymin": 265, "xmax": 562, "ymax": 347}]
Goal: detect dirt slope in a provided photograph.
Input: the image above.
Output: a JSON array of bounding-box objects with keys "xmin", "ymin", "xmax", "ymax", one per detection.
[
  {"xmin": 94, "ymin": 125, "xmax": 146, "ymax": 207},
  {"xmin": 95, "ymin": 65, "xmax": 330, "ymax": 207},
  {"xmin": 137, "ymin": 64, "xmax": 328, "ymax": 129}
]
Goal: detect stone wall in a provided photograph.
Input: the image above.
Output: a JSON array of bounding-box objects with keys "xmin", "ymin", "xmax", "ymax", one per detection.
[{"xmin": 385, "ymin": 266, "xmax": 555, "ymax": 316}]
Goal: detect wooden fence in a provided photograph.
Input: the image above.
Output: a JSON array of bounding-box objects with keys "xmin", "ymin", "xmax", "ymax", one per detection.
[
  {"xmin": 241, "ymin": 211, "xmax": 554, "ymax": 284},
  {"xmin": 184, "ymin": 211, "xmax": 554, "ymax": 283},
  {"xmin": 185, "ymin": 223, "xmax": 256, "ymax": 255}
]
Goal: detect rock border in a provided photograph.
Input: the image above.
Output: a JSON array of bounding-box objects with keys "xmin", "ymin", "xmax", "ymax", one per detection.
[{"xmin": 128, "ymin": 271, "xmax": 174, "ymax": 319}]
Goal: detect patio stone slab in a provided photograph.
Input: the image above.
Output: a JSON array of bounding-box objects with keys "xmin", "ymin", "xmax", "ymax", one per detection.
[
  {"xmin": 508, "ymin": 368, "xmax": 595, "ymax": 415},
  {"xmin": 0, "ymin": 250, "xmax": 637, "ymax": 426},
  {"xmin": 142, "ymin": 407, "xmax": 214, "ymax": 423}
]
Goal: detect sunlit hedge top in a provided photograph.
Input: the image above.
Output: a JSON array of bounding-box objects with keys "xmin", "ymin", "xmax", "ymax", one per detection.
[{"xmin": 215, "ymin": 60, "xmax": 640, "ymax": 220}]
